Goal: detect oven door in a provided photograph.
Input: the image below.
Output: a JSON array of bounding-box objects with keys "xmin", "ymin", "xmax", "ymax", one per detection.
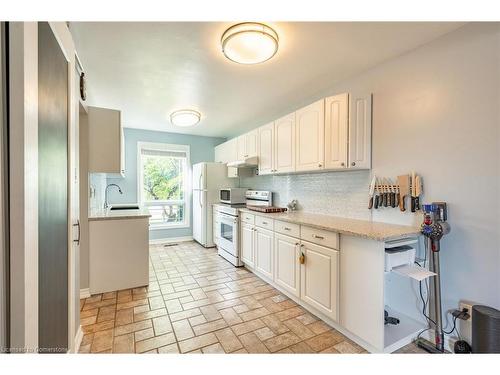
[{"xmin": 217, "ymin": 212, "xmax": 238, "ymax": 256}]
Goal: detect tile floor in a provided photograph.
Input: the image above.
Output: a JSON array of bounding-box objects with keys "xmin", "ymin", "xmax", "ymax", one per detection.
[{"xmin": 79, "ymin": 241, "xmax": 422, "ymax": 354}]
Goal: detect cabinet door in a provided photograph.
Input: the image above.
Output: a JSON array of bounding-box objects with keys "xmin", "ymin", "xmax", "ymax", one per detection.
[
  {"xmin": 214, "ymin": 143, "xmax": 224, "ymax": 163},
  {"xmin": 325, "ymin": 93, "xmax": 348, "ymax": 170},
  {"xmin": 255, "ymin": 227, "xmax": 274, "ymax": 281},
  {"xmin": 274, "ymin": 233, "xmax": 300, "ymax": 297},
  {"xmin": 120, "ymin": 123, "xmax": 125, "ymax": 176},
  {"xmin": 300, "ymin": 241, "xmax": 339, "ymax": 321},
  {"xmin": 237, "ymin": 135, "xmax": 246, "ymax": 160},
  {"xmin": 258, "ymin": 122, "xmax": 274, "ymax": 175},
  {"xmin": 348, "ymin": 93, "xmax": 372, "ymax": 169},
  {"xmin": 245, "ymin": 129, "xmax": 259, "ymax": 158},
  {"xmin": 274, "ymin": 113, "xmax": 295, "ymax": 173},
  {"xmin": 240, "ymin": 223, "xmax": 255, "ymax": 268},
  {"xmin": 295, "ymin": 99, "xmax": 325, "ymax": 172},
  {"xmin": 227, "ymin": 138, "xmax": 238, "ymax": 162}
]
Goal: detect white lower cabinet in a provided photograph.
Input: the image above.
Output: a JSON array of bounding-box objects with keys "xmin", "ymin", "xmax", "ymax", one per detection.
[
  {"xmin": 300, "ymin": 240, "xmax": 339, "ymax": 322},
  {"xmin": 255, "ymin": 227, "xmax": 274, "ymax": 281},
  {"xmin": 241, "ymin": 222, "xmax": 255, "ymax": 268},
  {"xmin": 274, "ymin": 233, "xmax": 301, "ymax": 298}
]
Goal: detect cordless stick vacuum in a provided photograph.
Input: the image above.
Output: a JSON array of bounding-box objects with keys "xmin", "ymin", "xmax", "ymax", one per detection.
[{"xmin": 416, "ymin": 202, "xmax": 450, "ymax": 353}]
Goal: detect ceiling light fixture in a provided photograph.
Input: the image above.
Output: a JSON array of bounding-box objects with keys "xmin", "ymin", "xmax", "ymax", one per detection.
[
  {"xmin": 170, "ymin": 109, "xmax": 201, "ymax": 127},
  {"xmin": 221, "ymin": 22, "xmax": 279, "ymax": 65}
]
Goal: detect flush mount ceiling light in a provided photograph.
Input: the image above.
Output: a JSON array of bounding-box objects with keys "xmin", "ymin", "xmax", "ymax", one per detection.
[
  {"xmin": 170, "ymin": 109, "xmax": 201, "ymax": 127},
  {"xmin": 221, "ymin": 22, "xmax": 279, "ymax": 65}
]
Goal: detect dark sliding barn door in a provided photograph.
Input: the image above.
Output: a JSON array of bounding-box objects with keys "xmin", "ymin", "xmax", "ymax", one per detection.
[{"xmin": 38, "ymin": 22, "xmax": 68, "ymax": 353}]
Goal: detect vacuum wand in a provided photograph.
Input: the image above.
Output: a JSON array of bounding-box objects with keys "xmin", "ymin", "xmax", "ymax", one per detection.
[{"xmin": 417, "ymin": 202, "xmax": 450, "ymax": 353}]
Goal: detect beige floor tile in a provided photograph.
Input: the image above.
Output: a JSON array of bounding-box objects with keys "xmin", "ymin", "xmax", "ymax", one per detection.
[
  {"xmin": 230, "ymin": 319, "xmax": 266, "ymax": 336},
  {"xmin": 135, "ymin": 328, "xmax": 155, "ymax": 342},
  {"xmin": 264, "ymin": 331, "xmax": 301, "ymax": 353},
  {"xmin": 295, "ymin": 313, "xmax": 318, "ymax": 325},
  {"xmin": 283, "ymin": 318, "xmax": 315, "ymax": 340},
  {"xmin": 113, "ymin": 333, "xmax": 134, "ymax": 353},
  {"xmin": 215, "ymin": 328, "xmax": 243, "ymax": 353},
  {"xmin": 134, "ymin": 308, "xmax": 167, "ymax": 322},
  {"xmin": 168, "ymin": 307, "xmax": 202, "ymax": 322},
  {"xmin": 115, "ymin": 308, "xmax": 134, "ymax": 326},
  {"xmin": 97, "ymin": 305, "xmax": 116, "ymax": 323},
  {"xmin": 188, "ymin": 314, "xmax": 207, "ymax": 326},
  {"xmin": 152, "ymin": 315, "xmax": 173, "ymax": 336},
  {"xmin": 91, "ymin": 329, "xmax": 114, "ymax": 353},
  {"xmin": 172, "ymin": 319, "xmax": 195, "ymax": 340},
  {"xmin": 238, "ymin": 332, "xmax": 269, "ymax": 353},
  {"xmin": 289, "ymin": 341, "xmax": 316, "ymax": 353},
  {"xmin": 114, "ymin": 319, "xmax": 153, "ymax": 336},
  {"xmin": 80, "ymin": 308, "xmax": 98, "ymax": 319},
  {"xmin": 219, "ymin": 307, "xmax": 243, "ymax": 325},
  {"xmin": 261, "ymin": 314, "xmax": 290, "ymax": 335},
  {"xmin": 305, "ymin": 330, "xmax": 344, "ymax": 352},
  {"xmin": 334, "ymin": 340, "xmax": 363, "ymax": 354},
  {"xmin": 135, "ymin": 333, "xmax": 176, "ymax": 353},
  {"xmin": 149, "ymin": 296, "xmax": 165, "ymax": 310},
  {"xmin": 200, "ymin": 305, "xmax": 222, "ymax": 321},
  {"xmin": 158, "ymin": 343, "xmax": 180, "ymax": 353},
  {"xmin": 178, "ymin": 333, "xmax": 218, "ymax": 353},
  {"xmin": 192, "ymin": 318, "xmax": 228, "ymax": 336},
  {"xmin": 254, "ymin": 326, "xmax": 276, "ymax": 341},
  {"xmin": 82, "ymin": 320, "xmax": 115, "ymax": 334},
  {"xmin": 307, "ymin": 320, "xmax": 332, "ymax": 335},
  {"xmin": 201, "ymin": 342, "xmax": 225, "ymax": 354}
]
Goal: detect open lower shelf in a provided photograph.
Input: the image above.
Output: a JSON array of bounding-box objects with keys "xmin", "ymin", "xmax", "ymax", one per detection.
[{"xmin": 384, "ymin": 307, "xmax": 427, "ymax": 353}]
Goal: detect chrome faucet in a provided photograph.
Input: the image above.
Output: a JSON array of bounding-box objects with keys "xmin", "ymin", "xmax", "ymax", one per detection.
[{"xmin": 104, "ymin": 183, "xmax": 123, "ymax": 209}]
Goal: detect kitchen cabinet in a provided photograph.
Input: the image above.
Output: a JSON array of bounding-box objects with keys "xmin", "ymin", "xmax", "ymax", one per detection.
[
  {"xmin": 213, "ymin": 209, "xmax": 220, "ymax": 246},
  {"xmin": 240, "ymin": 222, "xmax": 255, "ymax": 268},
  {"xmin": 325, "ymin": 93, "xmax": 349, "ymax": 169},
  {"xmin": 295, "ymin": 99, "xmax": 325, "ymax": 172},
  {"xmin": 214, "ymin": 143, "xmax": 224, "ymax": 163},
  {"xmin": 300, "ymin": 241, "xmax": 339, "ymax": 322},
  {"xmin": 88, "ymin": 106, "xmax": 125, "ymax": 176},
  {"xmin": 348, "ymin": 93, "xmax": 372, "ymax": 169},
  {"xmin": 255, "ymin": 227, "xmax": 274, "ymax": 281},
  {"xmin": 237, "ymin": 129, "xmax": 259, "ymax": 160},
  {"xmin": 258, "ymin": 122, "xmax": 274, "ymax": 175},
  {"xmin": 274, "ymin": 113, "xmax": 296, "ymax": 173},
  {"xmin": 274, "ymin": 233, "xmax": 300, "ymax": 298}
]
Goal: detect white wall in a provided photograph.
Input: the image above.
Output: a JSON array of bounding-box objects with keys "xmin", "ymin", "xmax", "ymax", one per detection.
[{"xmin": 242, "ymin": 23, "xmax": 500, "ymax": 318}]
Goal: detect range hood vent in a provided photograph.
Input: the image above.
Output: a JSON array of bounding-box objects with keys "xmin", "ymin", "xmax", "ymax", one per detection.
[{"xmin": 226, "ymin": 156, "xmax": 258, "ymax": 168}]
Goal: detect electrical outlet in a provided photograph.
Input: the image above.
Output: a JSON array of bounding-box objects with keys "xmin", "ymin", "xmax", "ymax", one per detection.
[{"xmin": 459, "ymin": 302, "xmax": 473, "ymax": 322}]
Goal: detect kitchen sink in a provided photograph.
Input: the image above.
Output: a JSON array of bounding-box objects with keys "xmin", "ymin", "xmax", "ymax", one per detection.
[{"xmin": 110, "ymin": 204, "xmax": 140, "ymax": 210}]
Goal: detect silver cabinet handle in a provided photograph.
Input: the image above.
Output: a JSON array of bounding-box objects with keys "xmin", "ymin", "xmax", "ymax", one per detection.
[
  {"xmin": 312, "ymin": 234, "xmax": 325, "ymax": 240},
  {"xmin": 295, "ymin": 243, "xmax": 300, "ymax": 246},
  {"xmin": 351, "ymin": 162, "xmax": 356, "ymax": 167},
  {"xmin": 73, "ymin": 220, "xmax": 81, "ymax": 245},
  {"xmin": 300, "ymin": 244, "xmax": 304, "ymax": 248},
  {"xmin": 284, "ymin": 227, "xmax": 291, "ymax": 231},
  {"xmin": 262, "ymin": 221, "xmax": 268, "ymax": 225}
]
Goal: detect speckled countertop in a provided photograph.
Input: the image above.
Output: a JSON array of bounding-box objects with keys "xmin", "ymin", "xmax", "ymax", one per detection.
[
  {"xmin": 88, "ymin": 207, "xmax": 151, "ymax": 221},
  {"xmin": 238, "ymin": 208, "xmax": 420, "ymax": 242}
]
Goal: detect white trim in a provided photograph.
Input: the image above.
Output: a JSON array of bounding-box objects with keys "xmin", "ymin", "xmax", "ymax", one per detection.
[
  {"xmin": 149, "ymin": 236, "xmax": 193, "ymax": 245},
  {"xmin": 71, "ymin": 325, "xmax": 83, "ymax": 353},
  {"xmin": 79, "ymin": 288, "xmax": 91, "ymax": 299},
  {"xmin": 137, "ymin": 141, "xmax": 191, "ymax": 230}
]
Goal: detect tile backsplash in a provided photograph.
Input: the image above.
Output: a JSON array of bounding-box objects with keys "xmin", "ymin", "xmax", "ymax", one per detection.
[
  {"xmin": 239, "ymin": 170, "xmax": 372, "ymax": 220},
  {"xmin": 89, "ymin": 173, "xmax": 106, "ymax": 211}
]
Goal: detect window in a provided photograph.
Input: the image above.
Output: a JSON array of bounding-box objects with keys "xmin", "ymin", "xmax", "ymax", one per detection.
[{"xmin": 138, "ymin": 142, "xmax": 190, "ymax": 229}]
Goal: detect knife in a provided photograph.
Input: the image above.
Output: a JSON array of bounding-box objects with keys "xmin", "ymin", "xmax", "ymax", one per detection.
[
  {"xmin": 390, "ymin": 179, "xmax": 397, "ymax": 208},
  {"xmin": 415, "ymin": 175, "xmax": 422, "ymax": 211},
  {"xmin": 383, "ymin": 178, "xmax": 389, "ymax": 207},
  {"xmin": 411, "ymin": 171, "xmax": 417, "ymax": 212},
  {"xmin": 368, "ymin": 175, "xmax": 376, "ymax": 209},
  {"xmin": 374, "ymin": 178, "xmax": 380, "ymax": 209},
  {"xmin": 397, "ymin": 174, "xmax": 410, "ymax": 212}
]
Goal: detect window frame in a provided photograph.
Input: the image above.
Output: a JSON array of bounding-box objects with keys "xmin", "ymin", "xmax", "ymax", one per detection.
[{"xmin": 137, "ymin": 141, "xmax": 191, "ymax": 230}]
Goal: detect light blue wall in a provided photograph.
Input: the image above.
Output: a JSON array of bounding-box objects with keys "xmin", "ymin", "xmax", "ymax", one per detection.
[{"xmin": 106, "ymin": 128, "xmax": 225, "ymax": 240}]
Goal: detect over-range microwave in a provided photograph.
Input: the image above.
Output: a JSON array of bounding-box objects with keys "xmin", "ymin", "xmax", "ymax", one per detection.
[{"xmin": 219, "ymin": 188, "xmax": 248, "ymax": 204}]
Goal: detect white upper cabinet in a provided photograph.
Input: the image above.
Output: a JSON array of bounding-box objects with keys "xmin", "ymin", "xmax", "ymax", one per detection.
[
  {"xmin": 245, "ymin": 129, "xmax": 259, "ymax": 158},
  {"xmin": 88, "ymin": 106, "xmax": 124, "ymax": 176},
  {"xmin": 295, "ymin": 99, "xmax": 325, "ymax": 172},
  {"xmin": 348, "ymin": 93, "xmax": 372, "ymax": 169},
  {"xmin": 214, "ymin": 143, "xmax": 224, "ymax": 163},
  {"xmin": 258, "ymin": 122, "xmax": 274, "ymax": 175},
  {"xmin": 274, "ymin": 113, "xmax": 296, "ymax": 174},
  {"xmin": 237, "ymin": 135, "xmax": 246, "ymax": 160},
  {"xmin": 227, "ymin": 138, "xmax": 238, "ymax": 162},
  {"xmin": 325, "ymin": 93, "xmax": 349, "ymax": 169}
]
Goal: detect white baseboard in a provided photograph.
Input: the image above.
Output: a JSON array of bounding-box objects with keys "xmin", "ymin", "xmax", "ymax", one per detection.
[
  {"xmin": 149, "ymin": 236, "xmax": 193, "ymax": 245},
  {"xmin": 72, "ymin": 325, "xmax": 83, "ymax": 354},
  {"xmin": 79, "ymin": 288, "xmax": 91, "ymax": 299}
]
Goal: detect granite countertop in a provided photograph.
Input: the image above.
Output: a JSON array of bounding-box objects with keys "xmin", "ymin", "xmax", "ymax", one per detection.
[
  {"xmin": 238, "ymin": 208, "xmax": 420, "ymax": 242},
  {"xmin": 88, "ymin": 207, "xmax": 152, "ymax": 221}
]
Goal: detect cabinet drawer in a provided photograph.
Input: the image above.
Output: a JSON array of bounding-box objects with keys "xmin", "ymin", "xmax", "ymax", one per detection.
[
  {"xmin": 240, "ymin": 212, "xmax": 255, "ymax": 224},
  {"xmin": 274, "ymin": 220, "xmax": 300, "ymax": 238},
  {"xmin": 301, "ymin": 226, "xmax": 339, "ymax": 249},
  {"xmin": 255, "ymin": 215, "xmax": 274, "ymax": 230}
]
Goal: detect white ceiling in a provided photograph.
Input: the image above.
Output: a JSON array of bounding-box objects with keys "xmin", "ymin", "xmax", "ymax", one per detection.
[{"xmin": 70, "ymin": 22, "xmax": 464, "ymax": 138}]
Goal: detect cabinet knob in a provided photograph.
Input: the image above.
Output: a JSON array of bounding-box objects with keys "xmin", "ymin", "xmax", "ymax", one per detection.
[
  {"xmin": 295, "ymin": 243, "xmax": 300, "ymax": 246},
  {"xmin": 318, "ymin": 163, "xmax": 322, "ymax": 167},
  {"xmin": 351, "ymin": 162, "xmax": 356, "ymax": 167},
  {"xmin": 341, "ymin": 162, "xmax": 345, "ymax": 167}
]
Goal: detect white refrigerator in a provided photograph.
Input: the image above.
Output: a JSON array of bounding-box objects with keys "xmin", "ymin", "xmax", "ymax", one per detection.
[{"xmin": 192, "ymin": 162, "xmax": 236, "ymax": 247}]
